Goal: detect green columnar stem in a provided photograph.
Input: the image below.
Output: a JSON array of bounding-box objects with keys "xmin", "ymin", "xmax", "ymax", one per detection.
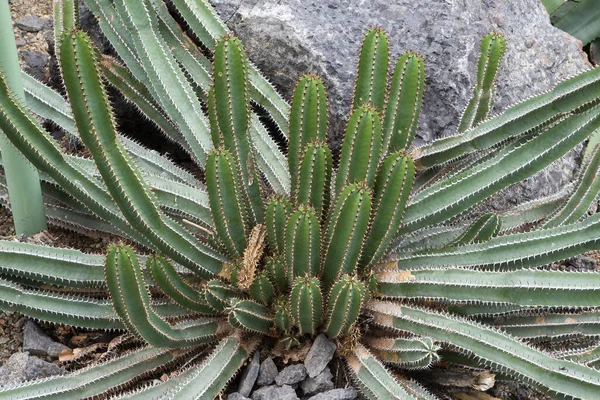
[{"xmin": 0, "ymin": 1, "xmax": 46, "ymax": 235}]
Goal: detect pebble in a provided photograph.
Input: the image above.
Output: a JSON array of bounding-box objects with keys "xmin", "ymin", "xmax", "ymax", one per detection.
[
  {"xmin": 257, "ymin": 357, "xmax": 278, "ymax": 386},
  {"xmin": 23, "ymin": 320, "xmax": 70, "ymax": 359},
  {"xmin": 15, "ymin": 15, "xmax": 47, "ymax": 32},
  {"xmin": 0, "ymin": 352, "xmax": 65, "ymax": 387},
  {"xmin": 307, "ymin": 388, "xmax": 358, "ymax": 400},
  {"xmin": 228, "ymin": 393, "xmax": 251, "ymax": 400},
  {"xmin": 301, "ymin": 366, "xmax": 334, "ymax": 396},
  {"xmin": 275, "ymin": 364, "xmax": 307, "ymax": 386},
  {"xmin": 238, "ymin": 351, "xmax": 260, "ymax": 397},
  {"xmin": 251, "ymin": 384, "xmax": 299, "ymax": 400},
  {"xmin": 304, "ymin": 334, "xmax": 336, "ymax": 378}
]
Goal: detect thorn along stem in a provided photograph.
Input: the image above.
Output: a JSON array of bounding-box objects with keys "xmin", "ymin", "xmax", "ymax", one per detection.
[{"xmin": 0, "ymin": 1, "xmax": 47, "ymax": 235}]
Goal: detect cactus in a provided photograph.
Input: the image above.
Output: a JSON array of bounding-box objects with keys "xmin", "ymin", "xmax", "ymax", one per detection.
[
  {"xmin": 290, "ymin": 275, "xmax": 323, "ymax": 335},
  {"xmin": 324, "ymin": 274, "xmax": 367, "ymax": 338},
  {"xmin": 1, "ymin": 4, "xmax": 600, "ymax": 398}
]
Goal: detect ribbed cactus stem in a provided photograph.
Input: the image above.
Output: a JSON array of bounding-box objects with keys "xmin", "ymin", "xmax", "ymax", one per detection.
[
  {"xmin": 290, "ymin": 275, "xmax": 323, "ymax": 335},
  {"xmin": 295, "ymin": 140, "xmax": 332, "ymax": 218},
  {"xmin": 266, "ymin": 254, "xmax": 288, "ymax": 293},
  {"xmin": 458, "ymin": 32, "xmax": 506, "ymax": 133},
  {"xmin": 206, "ymin": 148, "xmax": 248, "ymax": 258},
  {"xmin": 288, "ymin": 74, "xmax": 327, "ymax": 195},
  {"xmin": 382, "ymin": 51, "xmax": 425, "ymax": 152},
  {"xmin": 205, "ymin": 279, "xmax": 239, "ymax": 313},
  {"xmin": 249, "ymin": 270, "xmax": 275, "ymax": 305},
  {"xmin": 147, "ymin": 255, "xmax": 215, "ymax": 315},
  {"xmin": 285, "ymin": 205, "xmax": 320, "ymax": 284},
  {"xmin": 274, "ymin": 296, "xmax": 292, "ymax": 332},
  {"xmin": 453, "ymin": 213, "xmax": 502, "ymax": 245},
  {"xmin": 227, "ymin": 298, "xmax": 273, "ymax": 334},
  {"xmin": 352, "ymin": 27, "xmax": 389, "ymax": 111},
  {"xmin": 359, "ymin": 153, "xmax": 414, "ymax": 271},
  {"xmin": 265, "ymin": 196, "xmax": 292, "ymax": 254},
  {"xmin": 335, "ymin": 106, "xmax": 382, "ymax": 193},
  {"xmin": 324, "ymin": 274, "xmax": 367, "ymax": 338},
  {"xmin": 322, "ymin": 183, "xmax": 372, "ymax": 288},
  {"xmin": 206, "ymin": 84, "xmax": 222, "ymax": 148},
  {"xmin": 366, "ymin": 337, "xmax": 441, "ymax": 369},
  {"xmin": 213, "ymin": 35, "xmax": 263, "ymax": 223}
]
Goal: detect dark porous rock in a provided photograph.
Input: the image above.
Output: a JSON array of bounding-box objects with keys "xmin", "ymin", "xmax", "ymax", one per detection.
[
  {"xmin": 23, "ymin": 320, "xmax": 70, "ymax": 359},
  {"xmin": 276, "ymin": 364, "xmax": 307, "ymax": 386},
  {"xmin": 20, "ymin": 51, "xmax": 48, "ymax": 81},
  {"xmin": 307, "ymin": 388, "xmax": 358, "ymax": 400},
  {"xmin": 238, "ymin": 350, "xmax": 261, "ymax": 397},
  {"xmin": 257, "ymin": 356, "xmax": 278, "ymax": 386},
  {"xmin": 0, "ymin": 352, "xmax": 65, "ymax": 387},
  {"xmin": 304, "ymin": 334, "xmax": 336, "ymax": 378},
  {"xmin": 300, "ymin": 366, "xmax": 334, "ymax": 396},
  {"xmin": 251, "ymin": 384, "xmax": 299, "ymax": 400},
  {"xmin": 228, "ymin": 392, "xmax": 251, "ymax": 400},
  {"xmin": 210, "ymin": 0, "xmax": 590, "ymax": 207},
  {"xmin": 16, "ymin": 15, "xmax": 48, "ymax": 32}
]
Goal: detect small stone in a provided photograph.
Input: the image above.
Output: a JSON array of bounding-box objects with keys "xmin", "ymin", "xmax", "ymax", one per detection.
[
  {"xmin": 23, "ymin": 320, "xmax": 70, "ymax": 359},
  {"xmin": 0, "ymin": 352, "xmax": 65, "ymax": 387},
  {"xmin": 304, "ymin": 334, "xmax": 336, "ymax": 378},
  {"xmin": 15, "ymin": 16, "xmax": 48, "ymax": 32},
  {"xmin": 238, "ymin": 351, "xmax": 260, "ymax": 397},
  {"xmin": 257, "ymin": 357, "xmax": 278, "ymax": 386},
  {"xmin": 300, "ymin": 366, "xmax": 334, "ymax": 396},
  {"xmin": 275, "ymin": 364, "xmax": 307, "ymax": 386},
  {"xmin": 251, "ymin": 384, "xmax": 299, "ymax": 400},
  {"xmin": 228, "ymin": 393, "xmax": 251, "ymax": 400},
  {"xmin": 21, "ymin": 51, "xmax": 48, "ymax": 69},
  {"xmin": 307, "ymin": 388, "xmax": 358, "ymax": 400},
  {"xmin": 14, "ymin": 39, "xmax": 26, "ymax": 47}
]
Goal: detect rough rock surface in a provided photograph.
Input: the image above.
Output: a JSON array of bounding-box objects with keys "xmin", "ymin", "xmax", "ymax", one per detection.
[
  {"xmin": 307, "ymin": 388, "xmax": 358, "ymax": 400},
  {"xmin": 304, "ymin": 334, "xmax": 336, "ymax": 378},
  {"xmin": 228, "ymin": 393, "xmax": 251, "ymax": 400},
  {"xmin": 257, "ymin": 357, "xmax": 278, "ymax": 386},
  {"xmin": 0, "ymin": 352, "xmax": 65, "ymax": 387},
  {"xmin": 251, "ymin": 384, "xmax": 299, "ymax": 400},
  {"xmin": 300, "ymin": 366, "xmax": 334, "ymax": 396},
  {"xmin": 15, "ymin": 15, "xmax": 47, "ymax": 32},
  {"xmin": 238, "ymin": 351, "xmax": 261, "ymax": 397},
  {"xmin": 22, "ymin": 320, "xmax": 70, "ymax": 359},
  {"xmin": 275, "ymin": 364, "xmax": 307, "ymax": 386},
  {"xmin": 210, "ymin": 0, "xmax": 591, "ymax": 207}
]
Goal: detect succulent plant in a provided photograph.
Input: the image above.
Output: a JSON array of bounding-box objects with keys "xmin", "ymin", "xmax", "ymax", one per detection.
[{"xmin": 0, "ymin": 1, "xmax": 600, "ymax": 399}]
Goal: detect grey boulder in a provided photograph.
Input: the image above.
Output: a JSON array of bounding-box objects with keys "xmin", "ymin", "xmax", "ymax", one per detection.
[
  {"xmin": 0, "ymin": 352, "xmax": 65, "ymax": 387},
  {"xmin": 300, "ymin": 366, "xmax": 334, "ymax": 396},
  {"xmin": 304, "ymin": 334, "xmax": 337, "ymax": 378},
  {"xmin": 238, "ymin": 350, "xmax": 261, "ymax": 397},
  {"xmin": 15, "ymin": 16, "xmax": 48, "ymax": 32},
  {"xmin": 210, "ymin": 0, "xmax": 590, "ymax": 207},
  {"xmin": 307, "ymin": 388, "xmax": 358, "ymax": 400},
  {"xmin": 23, "ymin": 320, "xmax": 70, "ymax": 359}
]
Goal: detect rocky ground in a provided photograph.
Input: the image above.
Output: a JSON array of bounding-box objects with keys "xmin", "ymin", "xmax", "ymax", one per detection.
[{"xmin": 1, "ymin": 0, "xmax": 600, "ymax": 399}]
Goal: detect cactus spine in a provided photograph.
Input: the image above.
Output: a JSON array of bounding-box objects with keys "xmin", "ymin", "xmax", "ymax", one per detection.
[
  {"xmin": 290, "ymin": 275, "xmax": 323, "ymax": 335},
  {"xmin": 206, "ymin": 148, "xmax": 248, "ymax": 258},
  {"xmin": 359, "ymin": 153, "xmax": 414, "ymax": 271},
  {"xmin": 288, "ymin": 74, "xmax": 328, "ymax": 197},
  {"xmin": 382, "ymin": 51, "xmax": 425, "ymax": 152},
  {"xmin": 213, "ymin": 36, "xmax": 264, "ymax": 223},
  {"xmin": 352, "ymin": 27, "xmax": 389, "ymax": 111},
  {"xmin": 321, "ymin": 183, "xmax": 372, "ymax": 287},
  {"xmin": 324, "ymin": 274, "xmax": 367, "ymax": 338},
  {"xmin": 295, "ymin": 141, "xmax": 332, "ymax": 219},
  {"xmin": 265, "ymin": 197, "xmax": 292, "ymax": 254},
  {"xmin": 285, "ymin": 205, "xmax": 320, "ymax": 284},
  {"xmin": 335, "ymin": 106, "xmax": 382, "ymax": 193}
]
